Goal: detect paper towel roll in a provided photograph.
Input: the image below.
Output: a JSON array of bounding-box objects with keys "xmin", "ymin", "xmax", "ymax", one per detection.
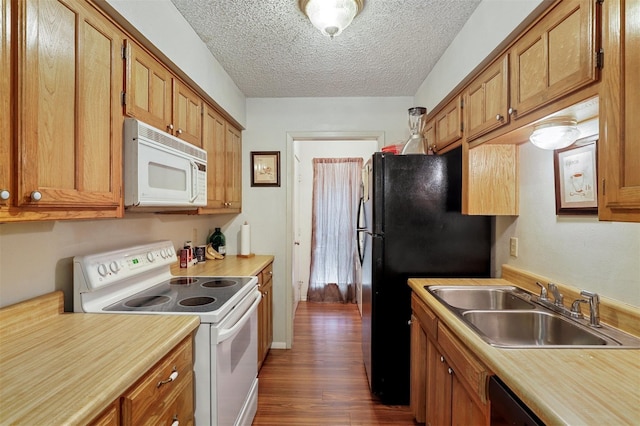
[{"xmin": 240, "ymin": 221, "xmax": 251, "ymax": 255}]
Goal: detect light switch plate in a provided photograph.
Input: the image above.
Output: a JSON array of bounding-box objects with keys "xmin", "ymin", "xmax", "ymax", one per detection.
[{"xmin": 510, "ymin": 237, "xmax": 518, "ymax": 257}]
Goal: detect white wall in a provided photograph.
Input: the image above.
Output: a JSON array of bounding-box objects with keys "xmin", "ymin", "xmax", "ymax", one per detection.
[
  {"xmin": 229, "ymin": 96, "xmax": 413, "ymax": 347},
  {"xmin": 294, "ymin": 139, "xmax": 379, "ymax": 300}
]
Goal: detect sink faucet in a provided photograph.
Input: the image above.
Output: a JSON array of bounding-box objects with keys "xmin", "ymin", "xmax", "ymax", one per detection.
[
  {"xmin": 548, "ymin": 283, "xmax": 564, "ymax": 307},
  {"xmin": 580, "ymin": 290, "xmax": 601, "ymax": 327},
  {"xmin": 535, "ymin": 281, "xmax": 548, "ymax": 301}
]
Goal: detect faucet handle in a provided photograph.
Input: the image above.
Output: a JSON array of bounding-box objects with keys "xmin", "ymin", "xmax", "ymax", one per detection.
[
  {"xmin": 548, "ymin": 282, "xmax": 564, "ymax": 306},
  {"xmin": 535, "ymin": 281, "xmax": 548, "ymax": 300},
  {"xmin": 570, "ymin": 299, "xmax": 588, "ymax": 318}
]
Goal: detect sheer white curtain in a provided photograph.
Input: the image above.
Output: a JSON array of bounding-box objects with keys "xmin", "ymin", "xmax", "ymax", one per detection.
[{"xmin": 308, "ymin": 158, "xmax": 363, "ymax": 303}]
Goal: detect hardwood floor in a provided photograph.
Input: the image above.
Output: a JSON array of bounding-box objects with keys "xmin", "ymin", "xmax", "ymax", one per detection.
[{"xmin": 253, "ymin": 302, "xmax": 417, "ymax": 425}]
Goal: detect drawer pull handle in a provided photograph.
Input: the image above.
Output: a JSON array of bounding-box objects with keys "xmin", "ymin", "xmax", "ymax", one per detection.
[
  {"xmin": 157, "ymin": 367, "xmax": 178, "ymax": 388},
  {"xmin": 171, "ymin": 415, "xmax": 179, "ymax": 426}
]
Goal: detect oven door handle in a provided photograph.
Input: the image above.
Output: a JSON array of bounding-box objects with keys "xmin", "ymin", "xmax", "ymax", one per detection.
[{"xmin": 216, "ymin": 291, "xmax": 262, "ymax": 344}]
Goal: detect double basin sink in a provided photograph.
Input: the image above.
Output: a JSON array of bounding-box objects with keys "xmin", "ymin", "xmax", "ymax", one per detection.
[{"xmin": 426, "ymin": 285, "xmax": 640, "ymax": 348}]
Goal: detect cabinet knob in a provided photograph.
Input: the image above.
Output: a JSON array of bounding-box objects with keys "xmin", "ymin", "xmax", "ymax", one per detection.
[
  {"xmin": 496, "ymin": 114, "xmax": 504, "ymax": 121},
  {"xmin": 448, "ymin": 367, "xmax": 453, "ymax": 375},
  {"xmin": 508, "ymin": 107, "xmax": 516, "ymax": 116},
  {"xmin": 0, "ymin": 189, "xmax": 9, "ymax": 200},
  {"xmin": 167, "ymin": 123, "xmax": 174, "ymax": 131},
  {"xmin": 440, "ymin": 356, "xmax": 445, "ymax": 363},
  {"xmin": 171, "ymin": 415, "xmax": 179, "ymax": 426},
  {"xmin": 157, "ymin": 366, "xmax": 178, "ymax": 388},
  {"xmin": 176, "ymin": 128, "xmax": 183, "ymax": 135},
  {"xmin": 30, "ymin": 191, "xmax": 42, "ymax": 201}
]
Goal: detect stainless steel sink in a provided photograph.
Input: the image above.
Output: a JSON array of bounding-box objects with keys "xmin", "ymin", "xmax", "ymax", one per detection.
[
  {"xmin": 428, "ymin": 286, "xmax": 535, "ymax": 310},
  {"xmin": 461, "ymin": 310, "xmax": 613, "ymax": 347},
  {"xmin": 424, "ymin": 285, "xmax": 640, "ymax": 348}
]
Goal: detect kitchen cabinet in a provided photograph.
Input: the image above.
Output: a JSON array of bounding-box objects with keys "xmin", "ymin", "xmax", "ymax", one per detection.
[
  {"xmin": 1, "ymin": 0, "xmax": 9, "ymax": 211},
  {"xmin": 411, "ymin": 293, "xmax": 490, "ymax": 425},
  {"xmin": 257, "ymin": 261, "xmax": 274, "ymax": 370},
  {"xmin": 424, "ymin": 118, "xmax": 436, "ymax": 154},
  {"xmin": 434, "ymin": 95, "xmax": 462, "ymax": 152},
  {"xmin": 90, "ymin": 402, "xmax": 119, "ymax": 426},
  {"xmin": 464, "ymin": 144, "xmax": 519, "ymax": 216},
  {"xmin": 598, "ymin": 0, "xmax": 640, "ymax": 222},
  {"xmin": 122, "ymin": 336, "xmax": 194, "ymax": 425},
  {"xmin": 464, "ymin": 55, "xmax": 510, "ymax": 141},
  {"xmin": 509, "ymin": 0, "xmax": 598, "ymax": 119},
  {"xmin": 199, "ymin": 104, "xmax": 242, "ymax": 213},
  {"xmin": 124, "ymin": 41, "xmax": 202, "ymax": 147},
  {"xmin": 1, "ymin": 0, "xmax": 123, "ymax": 222}
]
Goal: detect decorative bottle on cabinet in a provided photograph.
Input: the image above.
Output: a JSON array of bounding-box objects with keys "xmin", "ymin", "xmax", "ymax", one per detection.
[{"xmin": 209, "ymin": 228, "xmax": 226, "ymax": 257}]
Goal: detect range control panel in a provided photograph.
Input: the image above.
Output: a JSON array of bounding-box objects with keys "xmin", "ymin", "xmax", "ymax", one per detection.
[{"xmin": 74, "ymin": 241, "xmax": 177, "ymax": 292}]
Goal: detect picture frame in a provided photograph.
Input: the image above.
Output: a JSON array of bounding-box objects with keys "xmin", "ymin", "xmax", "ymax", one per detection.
[
  {"xmin": 553, "ymin": 137, "xmax": 598, "ymax": 215},
  {"xmin": 251, "ymin": 151, "xmax": 280, "ymax": 187}
]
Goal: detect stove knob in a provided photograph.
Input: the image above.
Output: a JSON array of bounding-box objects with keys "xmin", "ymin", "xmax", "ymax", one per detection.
[
  {"xmin": 147, "ymin": 252, "xmax": 155, "ymax": 262},
  {"xmin": 167, "ymin": 247, "xmax": 175, "ymax": 257},
  {"xmin": 160, "ymin": 249, "xmax": 168, "ymax": 258},
  {"xmin": 109, "ymin": 261, "xmax": 120, "ymax": 273},
  {"xmin": 97, "ymin": 264, "xmax": 108, "ymax": 277}
]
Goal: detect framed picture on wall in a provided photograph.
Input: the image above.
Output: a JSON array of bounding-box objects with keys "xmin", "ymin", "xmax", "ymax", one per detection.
[
  {"xmin": 251, "ymin": 151, "xmax": 280, "ymax": 187},
  {"xmin": 553, "ymin": 137, "xmax": 598, "ymax": 215}
]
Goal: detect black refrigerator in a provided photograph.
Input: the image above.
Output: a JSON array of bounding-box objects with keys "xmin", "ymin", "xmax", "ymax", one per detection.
[{"xmin": 359, "ymin": 148, "xmax": 492, "ymax": 405}]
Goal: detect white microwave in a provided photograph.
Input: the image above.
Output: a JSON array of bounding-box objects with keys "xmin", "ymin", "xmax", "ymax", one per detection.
[{"xmin": 123, "ymin": 118, "xmax": 207, "ymax": 211}]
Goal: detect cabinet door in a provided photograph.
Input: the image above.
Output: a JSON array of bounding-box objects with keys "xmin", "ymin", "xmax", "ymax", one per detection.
[
  {"xmin": 173, "ymin": 80, "xmax": 202, "ymax": 147},
  {"xmin": 465, "ymin": 55, "xmax": 509, "ymax": 141},
  {"xmin": 426, "ymin": 339, "xmax": 452, "ymax": 426},
  {"xmin": 435, "ymin": 95, "xmax": 462, "ymax": 151},
  {"xmin": 599, "ymin": 0, "xmax": 640, "ymax": 222},
  {"xmin": 451, "ymin": 373, "xmax": 487, "ymax": 425},
  {"xmin": 509, "ymin": 0, "xmax": 597, "ymax": 118},
  {"xmin": 202, "ymin": 104, "xmax": 227, "ymax": 210},
  {"xmin": 225, "ymin": 125, "xmax": 242, "ymax": 210},
  {"xmin": 125, "ymin": 40, "xmax": 172, "ymax": 133},
  {"xmin": 0, "ymin": 0, "xmax": 10, "ymax": 210},
  {"xmin": 16, "ymin": 0, "xmax": 122, "ymax": 210},
  {"xmin": 410, "ymin": 314, "xmax": 427, "ymax": 423}
]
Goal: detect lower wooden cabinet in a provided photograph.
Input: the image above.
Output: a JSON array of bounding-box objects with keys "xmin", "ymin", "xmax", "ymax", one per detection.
[
  {"xmin": 257, "ymin": 261, "xmax": 274, "ymax": 370},
  {"xmin": 411, "ymin": 293, "xmax": 490, "ymax": 426},
  {"xmin": 89, "ymin": 336, "xmax": 194, "ymax": 425}
]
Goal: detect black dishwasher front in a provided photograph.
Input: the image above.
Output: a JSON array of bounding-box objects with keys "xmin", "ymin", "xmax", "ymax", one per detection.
[{"xmin": 489, "ymin": 376, "xmax": 544, "ymax": 425}]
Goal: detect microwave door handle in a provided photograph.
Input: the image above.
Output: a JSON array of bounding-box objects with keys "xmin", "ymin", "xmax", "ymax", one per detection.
[{"xmin": 189, "ymin": 160, "xmax": 198, "ymax": 203}]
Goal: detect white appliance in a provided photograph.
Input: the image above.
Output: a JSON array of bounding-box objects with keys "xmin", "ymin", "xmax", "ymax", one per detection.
[
  {"xmin": 124, "ymin": 118, "xmax": 207, "ymax": 211},
  {"xmin": 73, "ymin": 241, "xmax": 259, "ymax": 426}
]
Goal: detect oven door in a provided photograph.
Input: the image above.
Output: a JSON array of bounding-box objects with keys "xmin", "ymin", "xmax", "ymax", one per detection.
[{"xmin": 212, "ymin": 290, "xmax": 260, "ymax": 426}]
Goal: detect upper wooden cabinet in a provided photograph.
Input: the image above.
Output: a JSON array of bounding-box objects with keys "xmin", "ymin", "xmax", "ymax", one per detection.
[
  {"xmin": 1, "ymin": 0, "xmax": 123, "ymax": 222},
  {"xmin": 464, "ymin": 55, "xmax": 510, "ymax": 141},
  {"xmin": 434, "ymin": 95, "xmax": 462, "ymax": 151},
  {"xmin": 509, "ymin": 0, "xmax": 598, "ymax": 119},
  {"xmin": 199, "ymin": 104, "xmax": 242, "ymax": 213},
  {"xmin": 1, "ymin": 0, "xmax": 10, "ymax": 210},
  {"xmin": 424, "ymin": 119, "xmax": 436, "ymax": 154},
  {"xmin": 124, "ymin": 41, "xmax": 202, "ymax": 147},
  {"xmin": 598, "ymin": 0, "xmax": 640, "ymax": 222}
]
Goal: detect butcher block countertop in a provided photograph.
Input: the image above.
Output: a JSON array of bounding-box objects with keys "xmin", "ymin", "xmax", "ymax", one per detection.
[
  {"xmin": 409, "ymin": 265, "xmax": 640, "ymax": 425},
  {"xmin": 0, "ymin": 291, "xmax": 200, "ymax": 425},
  {"xmin": 170, "ymin": 254, "xmax": 274, "ymax": 277}
]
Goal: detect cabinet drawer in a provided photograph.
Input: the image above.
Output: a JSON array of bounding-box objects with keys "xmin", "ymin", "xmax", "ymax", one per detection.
[
  {"xmin": 438, "ymin": 322, "xmax": 489, "ymax": 405},
  {"xmin": 122, "ymin": 336, "xmax": 193, "ymax": 425},
  {"xmin": 262, "ymin": 263, "xmax": 273, "ymax": 284},
  {"xmin": 411, "ymin": 293, "xmax": 437, "ymax": 338}
]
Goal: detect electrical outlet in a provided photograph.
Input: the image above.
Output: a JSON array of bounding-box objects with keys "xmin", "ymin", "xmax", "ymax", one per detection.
[{"xmin": 510, "ymin": 237, "xmax": 518, "ymax": 257}]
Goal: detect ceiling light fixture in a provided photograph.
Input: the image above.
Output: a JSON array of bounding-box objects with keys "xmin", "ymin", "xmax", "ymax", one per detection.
[
  {"xmin": 299, "ymin": 0, "xmax": 364, "ymax": 38},
  {"xmin": 529, "ymin": 116, "xmax": 581, "ymax": 150}
]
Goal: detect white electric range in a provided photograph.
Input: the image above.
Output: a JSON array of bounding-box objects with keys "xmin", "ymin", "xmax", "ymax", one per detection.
[{"xmin": 73, "ymin": 240, "xmax": 259, "ymax": 426}]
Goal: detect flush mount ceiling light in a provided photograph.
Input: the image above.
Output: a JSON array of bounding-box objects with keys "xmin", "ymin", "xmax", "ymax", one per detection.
[
  {"xmin": 299, "ymin": 0, "xmax": 364, "ymax": 38},
  {"xmin": 529, "ymin": 117, "xmax": 581, "ymax": 150}
]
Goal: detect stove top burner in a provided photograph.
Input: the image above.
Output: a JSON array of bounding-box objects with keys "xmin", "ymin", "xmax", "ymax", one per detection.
[
  {"xmin": 179, "ymin": 296, "xmax": 216, "ymax": 307},
  {"xmin": 170, "ymin": 277, "xmax": 199, "ymax": 285},
  {"xmin": 124, "ymin": 295, "xmax": 171, "ymax": 308},
  {"xmin": 201, "ymin": 279, "xmax": 237, "ymax": 288}
]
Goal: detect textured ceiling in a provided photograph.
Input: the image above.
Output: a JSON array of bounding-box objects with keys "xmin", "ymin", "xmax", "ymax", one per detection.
[{"xmin": 169, "ymin": 0, "xmax": 482, "ymax": 98}]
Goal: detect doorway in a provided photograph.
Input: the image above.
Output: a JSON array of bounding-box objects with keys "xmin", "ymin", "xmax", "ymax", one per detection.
[{"xmin": 285, "ymin": 132, "xmax": 381, "ymax": 347}]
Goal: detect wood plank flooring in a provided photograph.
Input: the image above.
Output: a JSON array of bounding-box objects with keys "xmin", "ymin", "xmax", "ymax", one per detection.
[{"xmin": 253, "ymin": 302, "xmax": 417, "ymax": 425}]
